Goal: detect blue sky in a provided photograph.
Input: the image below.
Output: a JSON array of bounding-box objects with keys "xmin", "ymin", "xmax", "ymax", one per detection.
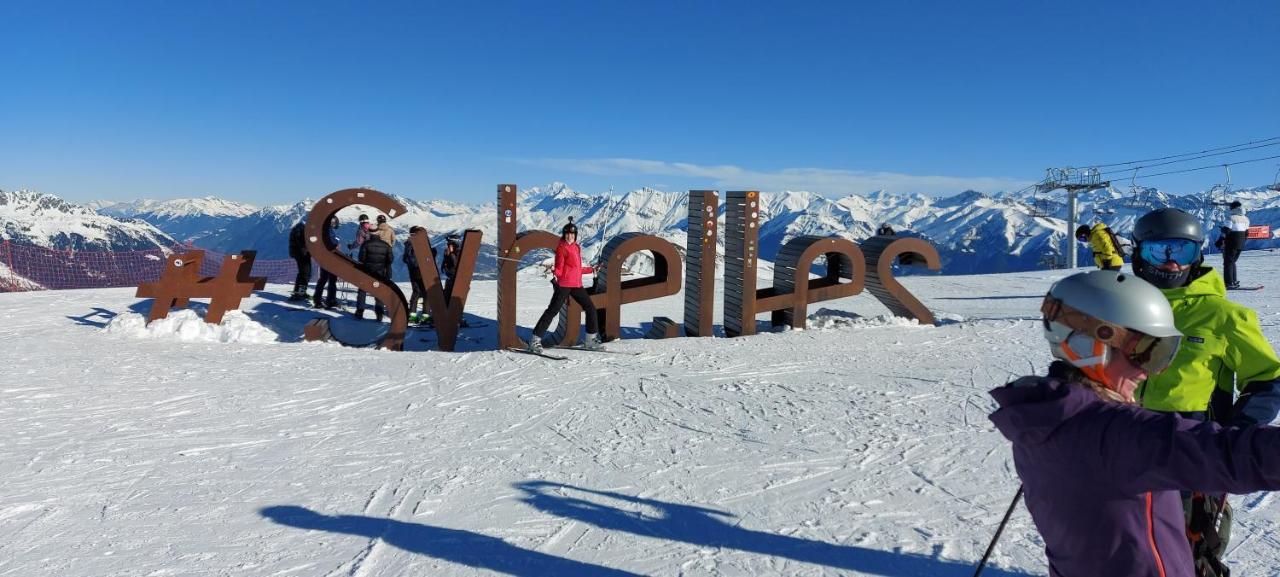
[{"xmin": 3, "ymin": 1, "xmax": 1279, "ymax": 205}]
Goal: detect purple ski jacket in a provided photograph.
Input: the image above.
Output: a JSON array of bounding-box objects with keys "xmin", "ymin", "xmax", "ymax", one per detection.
[{"xmin": 990, "ymin": 365, "xmax": 1280, "ymax": 577}]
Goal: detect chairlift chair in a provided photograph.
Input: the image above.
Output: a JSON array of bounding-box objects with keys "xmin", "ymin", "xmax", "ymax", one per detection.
[
  {"xmin": 1123, "ymin": 169, "xmax": 1152, "ymax": 210},
  {"xmin": 1270, "ymin": 164, "xmax": 1280, "ymax": 192},
  {"xmin": 1202, "ymin": 165, "xmax": 1232, "ymax": 253}
]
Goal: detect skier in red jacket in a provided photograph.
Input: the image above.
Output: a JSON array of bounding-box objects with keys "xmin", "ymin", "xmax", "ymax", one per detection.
[{"xmin": 528, "ymin": 218, "xmax": 603, "ymax": 353}]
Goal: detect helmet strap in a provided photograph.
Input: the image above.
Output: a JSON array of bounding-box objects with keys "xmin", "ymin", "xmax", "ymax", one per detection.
[{"xmin": 1058, "ymin": 332, "xmax": 1113, "ymax": 388}]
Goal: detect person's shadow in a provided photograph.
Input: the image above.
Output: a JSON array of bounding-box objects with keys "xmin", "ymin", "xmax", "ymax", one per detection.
[
  {"xmin": 259, "ymin": 505, "xmax": 641, "ymax": 576},
  {"xmin": 514, "ymin": 481, "xmax": 1038, "ymax": 577}
]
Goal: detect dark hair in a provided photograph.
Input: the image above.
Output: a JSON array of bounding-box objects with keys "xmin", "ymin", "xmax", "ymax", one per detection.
[
  {"xmin": 1229, "ymin": 201, "xmax": 1242, "ymax": 209},
  {"xmin": 376, "ymin": 215, "xmax": 387, "ymax": 223},
  {"xmin": 358, "ymin": 214, "xmax": 369, "ymax": 221}
]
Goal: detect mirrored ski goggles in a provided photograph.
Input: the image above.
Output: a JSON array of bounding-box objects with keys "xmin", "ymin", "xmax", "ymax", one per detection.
[
  {"xmin": 1139, "ymin": 238, "xmax": 1201, "ymax": 266},
  {"xmin": 1041, "ymin": 296, "xmax": 1182, "ymax": 374}
]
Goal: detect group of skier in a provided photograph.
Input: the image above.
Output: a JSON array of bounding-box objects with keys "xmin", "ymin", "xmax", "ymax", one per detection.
[
  {"xmin": 1078, "ymin": 200, "xmax": 1253, "ymax": 288},
  {"xmin": 287, "ymin": 214, "xmax": 461, "ymax": 324},
  {"xmin": 996, "ymin": 206, "xmax": 1280, "ymax": 576}
]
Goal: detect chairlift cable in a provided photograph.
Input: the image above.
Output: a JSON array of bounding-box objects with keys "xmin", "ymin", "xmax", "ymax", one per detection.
[
  {"xmin": 1097, "ymin": 140, "xmax": 1280, "ymax": 177},
  {"xmin": 1128, "ymin": 153, "xmax": 1280, "ymax": 181},
  {"xmin": 1082, "ymin": 136, "xmax": 1280, "ymax": 170}
]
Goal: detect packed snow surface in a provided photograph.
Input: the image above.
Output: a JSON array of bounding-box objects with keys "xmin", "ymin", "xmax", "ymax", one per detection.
[{"xmin": 2, "ymin": 252, "xmax": 1279, "ymax": 576}]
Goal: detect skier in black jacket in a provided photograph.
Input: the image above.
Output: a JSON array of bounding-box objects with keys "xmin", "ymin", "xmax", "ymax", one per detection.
[
  {"xmin": 356, "ymin": 235, "xmax": 394, "ymax": 322},
  {"xmin": 288, "ymin": 220, "xmax": 311, "ymax": 301},
  {"xmin": 403, "ymin": 226, "xmax": 428, "ymax": 323},
  {"xmin": 441, "ymin": 235, "xmax": 460, "ymax": 300}
]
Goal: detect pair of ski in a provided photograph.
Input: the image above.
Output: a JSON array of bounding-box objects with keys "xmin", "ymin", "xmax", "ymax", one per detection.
[{"xmin": 506, "ymin": 346, "xmax": 639, "ymax": 360}]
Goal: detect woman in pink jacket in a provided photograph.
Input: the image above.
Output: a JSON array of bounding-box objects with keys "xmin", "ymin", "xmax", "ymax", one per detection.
[{"xmin": 528, "ymin": 218, "xmax": 603, "ymax": 352}]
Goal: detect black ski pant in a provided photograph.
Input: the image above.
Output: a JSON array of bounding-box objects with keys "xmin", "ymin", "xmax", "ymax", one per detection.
[
  {"xmin": 1223, "ymin": 246, "xmax": 1241, "ymax": 287},
  {"xmin": 407, "ymin": 269, "xmax": 426, "ymax": 315},
  {"xmin": 292, "ymin": 256, "xmax": 312, "ymax": 295},
  {"xmin": 313, "ymin": 268, "xmax": 337, "ymax": 307},
  {"xmin": 532, "ymin": 285, "xmax": 598, "ymax": 338}
]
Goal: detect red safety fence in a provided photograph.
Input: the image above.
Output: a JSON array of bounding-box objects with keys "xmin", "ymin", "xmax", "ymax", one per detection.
[{"xmin": 0, "ymin": 241, "xmax": 306, "ymax": 292}]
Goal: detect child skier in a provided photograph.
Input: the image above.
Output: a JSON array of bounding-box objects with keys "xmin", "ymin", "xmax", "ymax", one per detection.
[
  {"xmin": 528, "ymin": 217, "xmax": 603, "ymax": 353},
  {"xmin": 990, "ymin": 270, "xmax": 1280, "ymax": 577}
]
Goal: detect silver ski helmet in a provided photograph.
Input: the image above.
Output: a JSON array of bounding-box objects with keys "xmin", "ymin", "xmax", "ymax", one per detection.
[
  {"xmin": 1041, "ymin": 270, "xmax": 1181, "ymax": 386},
  {"xmin": 1131, "ymin": 208, "xmax": 1204, "ymax": 289}
]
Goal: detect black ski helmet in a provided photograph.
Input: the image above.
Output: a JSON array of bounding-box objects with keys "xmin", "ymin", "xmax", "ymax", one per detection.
[
  {"xmin": 1132, "ymin": 208, "xmax": 1204, "ymax": 244},
  {"xmin": 1131, "ymin": 208, "xmax": 1204, "ymax": 289},
  {"xmin": 1074, "ymin": 225, "xmax": 1091, "ymax": 240},
  {"xmin": 561, "ymin": 217, "xmax": 578, "ymax": 237}
]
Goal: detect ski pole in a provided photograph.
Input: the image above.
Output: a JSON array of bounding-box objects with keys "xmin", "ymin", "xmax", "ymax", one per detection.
[{"xmin": 974, "ymin": 485, "xmax": 1024, "ymax": 577}]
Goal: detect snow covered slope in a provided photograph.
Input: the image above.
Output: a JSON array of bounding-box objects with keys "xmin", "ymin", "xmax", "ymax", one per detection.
[
  {"xmin": 2, "ymin": 252, "xmax": 1279, "ymax": 576},
  {"xmin": 0, "ymin": 189, "xmax": 176, "ymax": 251}
]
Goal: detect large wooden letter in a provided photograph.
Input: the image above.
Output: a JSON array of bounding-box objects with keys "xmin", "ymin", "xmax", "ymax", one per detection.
[
  {"xmin": 764, "ymin": 237, "xmax": 866, "ymax": 329},
  {"xmin": 860, "ymin": 236, "xmax": 941, "ymax": 325},
  {"xmin": 305, "ymin": 189, "xmax": 408, "ymax": 350},
  {"xmin": 496, "ymin": 184, "xmax": 560, "ymax": 350},
  {"xmin": 136, "ymin": 250, "xmax": 266, "ymax": 323},
  {"xmin": 723, "ymin": 191, "xmax": 761, "ymax": 337},
  {"xmin": 684, "ymin": 190, "xmax": 718, "ymax": 337},
  {"xmin": 556, "ymin": 233, "xmax": 682, "ymax": 343},
  {"xmin": 408, "ymin": 228, "xmax": 481, "ymax": 351}
]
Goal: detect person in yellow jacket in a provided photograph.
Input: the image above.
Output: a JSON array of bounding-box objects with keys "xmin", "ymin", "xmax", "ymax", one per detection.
[
  {"xmin": 1075, "ymin": 223, "xmax": 1124, "ymax": 270},
  {"xmin": 1131, "ymin": 207, "xmax": 1280, "ymax": 577}
]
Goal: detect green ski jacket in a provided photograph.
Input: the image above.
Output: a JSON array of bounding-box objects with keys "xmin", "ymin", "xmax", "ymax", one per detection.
[{"xmin": 1139, "ymin": 267, "xmax": 1280, "ymax": 423}]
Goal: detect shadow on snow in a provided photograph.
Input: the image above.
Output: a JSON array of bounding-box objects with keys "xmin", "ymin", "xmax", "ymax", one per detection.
[
  {"xmin": 513, "ymin": 481, "xmax": 1038, "ymax": 577},
  {"xmin": 259, "ymin": 505, "xmax": 641, "ymax": 577}
]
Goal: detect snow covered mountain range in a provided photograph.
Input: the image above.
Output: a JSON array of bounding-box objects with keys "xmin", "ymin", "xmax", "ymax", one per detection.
[
  {"xmin": 4, "ymin": 184, "xmax": 1278, "ymax": 275},
  {"xmin": 0, "ymin": 189, "xmax": 176, "ymax": 251}
]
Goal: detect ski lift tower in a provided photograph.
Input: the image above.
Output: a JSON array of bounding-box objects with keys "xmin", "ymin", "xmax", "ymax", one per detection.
[{"xmin": 1037, "ymin": 167, "xmax": 1109, "ymax": 269}]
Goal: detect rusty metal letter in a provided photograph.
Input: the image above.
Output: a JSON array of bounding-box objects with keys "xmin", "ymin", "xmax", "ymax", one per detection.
[
  {"xmin": 136, "ymin": 250, "xmax": 266, "ymax": 323},
  {"xmin": 764, "ymin": 237, "xmax": 866, "ymax": 329},
  {"xmin": 556, "ymin": 233, "xmax": 682, "ymax": 343},
  {"xmin": 408, "ymin": 228, "xmax": 482, "ymax": 351},
  {"xmin": 684, "ymin": 190, "xmax": 718, "ymax": 337},
  {"xmin": 305, "ymin": 188, "xmax": 409, "ymax": 350},
  {"xmin": 496, "ymin": 184, "xmax": 561, "ymax": 350},
  {"xmin": 860, "ymin": 235, "xmax": 941, "ymax": 325},
  {"xmin": 723, "ymin": 191, "xmax": 761, "ymax": 337}
]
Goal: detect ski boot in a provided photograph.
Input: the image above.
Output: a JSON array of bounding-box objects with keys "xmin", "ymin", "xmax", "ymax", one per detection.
[
  {"xmin": 527, "ymin": 336, "xmax": 544, "ymax": 354},
  {"xmin": 583, "ymin": 333, "xmax": 604, "ymax": 351}
]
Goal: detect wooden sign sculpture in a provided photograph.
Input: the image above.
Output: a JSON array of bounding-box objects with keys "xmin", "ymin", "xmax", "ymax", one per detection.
[
  {"xmin": 287, "ymin": 183, "xmax": 940, "ymax": 353},
  {"xmin": 406, "ymin": 227, "xmax": 482, "ymax": 351},
  {"xmin": 860, "ymin": 235, "xmax": 942, "ymax": 325},
  {"xmin": 135, "ymin": 250, "xmax": 266, "ymax": 323},
  {"xmin": 766, "ymin": 236, "xmax": 866, "ymax": 330},
  {"xmin": 551, "ymin": 232, "xmax": 683, "ymax": 344},
  {"xmin": 684, "ymin": 190, "xmax": 718, "ymax": 337},
  {"xmin": 722, "ymin": 190, "xmax": 941, "ymax": 334},
  {"xmin": 723, "ymin": 191, "xmax": 762, "ymax": 337},
  {"xmin": 304, "ymin": 189, "xmax": 409, "ymax": 351},
  {"xmin": 496, "ymin": 184, "xmax": 561, "ymax": 350}
]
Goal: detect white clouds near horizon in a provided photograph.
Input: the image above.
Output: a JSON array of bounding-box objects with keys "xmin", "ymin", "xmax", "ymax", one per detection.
[{"xmin": 514, "ymin": 157, "xmax": 1033, "ymax": 196}]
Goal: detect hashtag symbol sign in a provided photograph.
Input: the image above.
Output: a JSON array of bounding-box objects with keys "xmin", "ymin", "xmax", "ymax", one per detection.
[{"xmin": 136, "ymin": 250, "xmax": 267, "ymax": 324}]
